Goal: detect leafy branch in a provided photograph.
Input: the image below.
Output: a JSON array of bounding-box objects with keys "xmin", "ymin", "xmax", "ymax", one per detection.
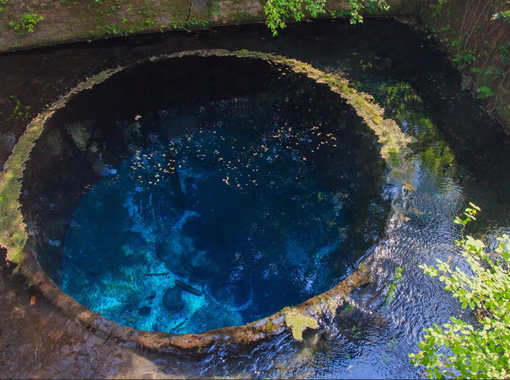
[
  {"xmin": 264, "ymin": 0, "xmax": 389, "ymax": 36},
  {"xmin": 410, "ymin": 204, "xmax": 510, "ymax": 379}
]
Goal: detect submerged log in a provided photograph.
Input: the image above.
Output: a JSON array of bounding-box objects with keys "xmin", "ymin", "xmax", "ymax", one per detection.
[{"xmin": 175, "ymin": 279, "xmax": 203, "ymax": 297}]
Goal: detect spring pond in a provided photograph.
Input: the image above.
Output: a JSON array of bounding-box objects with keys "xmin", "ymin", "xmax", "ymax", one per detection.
[
  {"xmin": 25, "ymin": 56, "xmax": 388, "ymax": 334},
  {"xmin": 5, "ymin": 18, "xmax": 510, "ymax": 378}
]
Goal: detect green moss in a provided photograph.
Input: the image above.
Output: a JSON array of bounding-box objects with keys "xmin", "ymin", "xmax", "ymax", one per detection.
[
  {"xmin": 264, "ymin": 319, "xmax": 277, "ymax": 333},
  {"xmin": 385, "ymin": 266, "xmax": 403, "ymax": 304},
  {"xmin": 0, "ymin": 117, "xmax": 43, "ymax": 268},
  {"xmin": 0, "ymin": 68, "xmax": 121, "ymax": 270},
  {"xmin": 284, "ymin": 309, "xmax": 319, "ymax": 341}
]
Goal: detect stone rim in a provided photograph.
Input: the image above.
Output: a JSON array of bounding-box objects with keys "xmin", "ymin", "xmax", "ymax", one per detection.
[{"xmin": 0, "ymin": 49, "xmax": 413, "ymax": 350}]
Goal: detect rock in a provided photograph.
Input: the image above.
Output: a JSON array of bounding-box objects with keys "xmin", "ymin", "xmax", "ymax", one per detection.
[
  {"xmin": 138, "ymin": 306, "xmax": 151, "ymax": 316},
  {"xmin": 162, "ymin": 286, "xmax": 184, "ymax": 313}
]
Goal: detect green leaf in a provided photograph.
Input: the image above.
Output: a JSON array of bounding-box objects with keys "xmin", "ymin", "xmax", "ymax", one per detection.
[
  {"xmin": 468, "ymin": 202, "xmax": 481, "ymax": 211},
  {"xmin": 476, "ymin": 86, "xmax": 496, "ymax": 99}
]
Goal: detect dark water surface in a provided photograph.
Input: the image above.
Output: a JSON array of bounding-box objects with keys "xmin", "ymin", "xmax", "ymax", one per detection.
[{"xmin": 3, "ymin": 18, "xmax": 510, "ymax": 378}]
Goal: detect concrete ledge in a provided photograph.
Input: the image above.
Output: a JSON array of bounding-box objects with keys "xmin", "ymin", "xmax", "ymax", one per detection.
[{"xmin": 0, "ymin": 0, "xmax": 408, "ymax": 52}]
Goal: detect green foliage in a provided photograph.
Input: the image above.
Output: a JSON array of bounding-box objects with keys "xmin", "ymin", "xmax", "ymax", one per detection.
[
  {"xmin": 476, "ymin": 86, "xmax": 496, "ymax": 100},
  {"xmin": 429, "ymin": 0, "xmax": 449, "ymax": 17},
  {"xmin": 264, "ymin": 0, "xmax": 389, "ymax": 35},
  {"xmin": 410, "ymin": 204, "xmax": 510, "ymax": 379},
  {"xmin": 7, "ymin": 96, "xmax": 31, "ymax": 122},
  {"xmin": 453, "ymin": 202, "xmax": 480, "ymax": 227},
  {"xmin": 363, "ymin": 80, "xmax": 456, "ymax": 179},
  {"xmin": 144, "ymin": 17, "xmax": 155, "ymax": 27},
  {"xmin": 9, "ymin": 13, "xmax": 44, "ymax": 33},
  {"xmin": 452, "ymin": 51, "xmax": 476, "ymax": 69},
  {"xmin": 348, "ymin": 0, "xmax": 389, "ymax": 24},
  {"xmin": 498, "ymin": 42, "xmax": 510, "ymax": 66},
  {"xmin": 426, "ymin": 0, "xmax": 510, "ymax": 131},
  {"xmin": 492, "ymin": 1, "xmax": 510, "ymax": 22},
  {"xmin": 264, "ymin": 0, "xmax": 327, "ymax": 36},
  {"xmin": 385, "ymin": 266, "xmax": 403, "ymax": 304},
  {"xmin": 106, "ymin": 23, "xmax": 123, "ymax": 35},
  {"xmin": 347, "ymin": 0, "xmax": 364, "ymax": 23},
  {"xmin": 20, "ymin": 13, "xmax": 44, "ymax": 32}
]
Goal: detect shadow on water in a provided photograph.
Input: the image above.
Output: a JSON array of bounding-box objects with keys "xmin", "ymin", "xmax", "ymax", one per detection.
[{"xmin": 1, "ymin": 18, "xmax": 510, "ymax": 379}]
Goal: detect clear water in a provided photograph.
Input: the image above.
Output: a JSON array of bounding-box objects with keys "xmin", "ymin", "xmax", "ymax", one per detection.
[
  {"xmin": 58, "ymin": 64, "xmax": 388, "ymax": 334},
  {"xmin": 13, "ymin": 19, "xmax": 510, "ymax": 379}
]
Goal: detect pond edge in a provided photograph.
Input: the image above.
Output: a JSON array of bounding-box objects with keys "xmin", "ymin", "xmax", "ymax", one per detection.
[{"xmin": 0, "ymin": 49, "xmax": 412, "ymax": 350}]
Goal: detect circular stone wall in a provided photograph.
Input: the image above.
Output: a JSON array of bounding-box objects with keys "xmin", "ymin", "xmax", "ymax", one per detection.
[{"xmin": 2, "ymin": 50, "xmax": 412, "ymax": 348}]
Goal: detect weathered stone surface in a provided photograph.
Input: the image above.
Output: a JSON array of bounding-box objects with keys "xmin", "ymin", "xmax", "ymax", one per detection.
[{"xmin": 0, "ymin": 0, "xmax": 408, "ymax": 52}]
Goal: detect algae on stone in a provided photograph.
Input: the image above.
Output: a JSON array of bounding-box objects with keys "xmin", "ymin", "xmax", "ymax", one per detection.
[{"xmin": 284, "ymin": 309, "xmax": 319, "ymax": 341}]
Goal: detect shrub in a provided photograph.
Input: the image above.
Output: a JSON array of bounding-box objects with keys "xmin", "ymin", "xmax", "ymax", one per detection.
[{"xmin": 410, "ymin": 204, "xmax": 510, "ymax": 379}]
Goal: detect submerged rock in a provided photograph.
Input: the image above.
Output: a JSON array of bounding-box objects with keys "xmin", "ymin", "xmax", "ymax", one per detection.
[
  {"xmin": 138, "ymin": 306, "xmax": 151, "ymax": 316},
  {"xmin": 162, "ymin": 286, "xmax": 184, "ymax": 313}
]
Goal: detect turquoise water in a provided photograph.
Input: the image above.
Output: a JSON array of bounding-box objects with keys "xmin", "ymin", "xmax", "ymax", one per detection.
[{"xmin": 58, "ymin": 66, "xmax": 388, "ymax": 334}]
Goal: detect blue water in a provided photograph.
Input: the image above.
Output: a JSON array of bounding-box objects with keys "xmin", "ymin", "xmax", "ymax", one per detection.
[{"xmin": 60, "ymin": 84, "xmax": 388, "ymax": 334}]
